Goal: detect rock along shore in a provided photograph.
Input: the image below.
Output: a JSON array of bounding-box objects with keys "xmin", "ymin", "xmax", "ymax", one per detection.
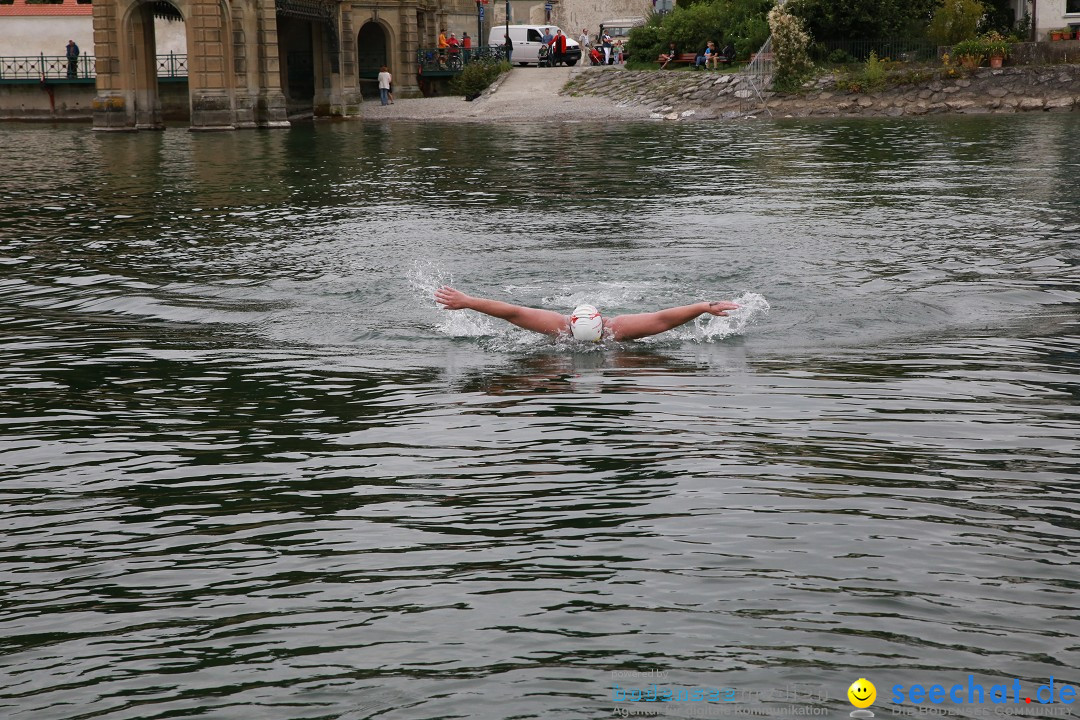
[{"xmin": 563, "ymin": 64, "xmax": 1080, "ymax": 120}]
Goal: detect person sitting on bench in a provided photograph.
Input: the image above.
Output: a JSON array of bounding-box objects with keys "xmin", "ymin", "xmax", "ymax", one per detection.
[
  {"xmin": 695, "ymin": 41, "xmax": 717, "ymax": 69},
  {"xmin": 659, "ymin": 42, "xmax": 678, "ymax": 69}
]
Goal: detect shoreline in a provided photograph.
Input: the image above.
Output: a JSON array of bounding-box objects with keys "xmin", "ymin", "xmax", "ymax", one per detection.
[
  {"xmin": 564, "ymin": 64, "xmax": 1080, "ymax": 120},
  {"xmin": 5, "ymin": 64, "xmax": 1078, "ymax": 126}
]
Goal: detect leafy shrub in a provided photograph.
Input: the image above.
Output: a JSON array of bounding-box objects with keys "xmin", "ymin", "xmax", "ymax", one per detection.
[
  {"xmin": 862, "ymin": 50, "xmax": 887, "ymax": 90},
  {"xmin": 949, "ymin": 37, "xmax": 986, "ymax": 66},
  {"xmin": 769, "ymin": 5, "xmax": 815, "ymax": 91},
  {"xmin": 833, "ymin": 50, "xmax": 891, "ymax": 92},
  {"xmin": 928, "ymin": 0, "xmax": 985, "ymax": 46},
  {"xmin": 980, "ymin": 30, "xmax": 1011, "ymax": 57},
  {"xmin": 449, "ymin": 59, "xmax": 511, "ymax": 98}
]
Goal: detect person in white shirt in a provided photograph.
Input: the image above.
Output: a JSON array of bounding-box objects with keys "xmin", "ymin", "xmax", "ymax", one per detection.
[{"xmin": 377, "ymin": 66, "xmax": 392, "ymax": 106}]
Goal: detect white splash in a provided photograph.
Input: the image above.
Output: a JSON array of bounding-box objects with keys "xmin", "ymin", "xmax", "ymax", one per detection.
[
  {"xmin": 411, "ymin": 261, "xmax": 768, "ymax": 347},
  {"xmin": 668, "ymin": 291, "xmax": 770, "ymax": 343}
]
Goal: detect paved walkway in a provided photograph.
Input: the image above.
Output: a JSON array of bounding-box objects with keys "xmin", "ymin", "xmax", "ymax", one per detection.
[{"xmin": 356, "ymin": 65, "xmax": 652, "ymax": 122}]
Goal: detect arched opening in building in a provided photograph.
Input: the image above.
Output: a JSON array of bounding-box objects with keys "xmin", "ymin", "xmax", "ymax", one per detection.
[
  {"xmin": 277, "ymin": 15, "xmax": 315, "ymax": 119},
  {"xmin": 152, "ymin": 0, "xmax": 189, "ymax": 121},
  {"xmin": 125, "ymin": 0, "xmax": 187, "ymax": 127},
  {"xmin": 356, "ymin": 21, "xmax": 388, "ymax": 98}
]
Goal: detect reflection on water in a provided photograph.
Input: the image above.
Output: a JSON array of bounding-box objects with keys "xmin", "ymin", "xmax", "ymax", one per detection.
[{"xmin": 0, "ymin": 115, "xmax": 1078, "ymax": 720}]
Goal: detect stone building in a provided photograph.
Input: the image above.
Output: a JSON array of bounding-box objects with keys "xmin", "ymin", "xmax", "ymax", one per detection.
[{"xmin": 87, "ymin": 0, "xmax": 480, "ymax": 130}]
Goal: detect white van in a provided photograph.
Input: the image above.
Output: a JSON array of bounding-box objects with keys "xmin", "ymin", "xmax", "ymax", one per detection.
[{"xmin": 488, "ymin": 25, "xmax": 582, "ymax": 66}]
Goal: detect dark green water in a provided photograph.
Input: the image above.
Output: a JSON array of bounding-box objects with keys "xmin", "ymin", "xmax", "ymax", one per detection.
[{"xmin": 0, "ymin": 115, "xmax": 1078, "ymax": 720}]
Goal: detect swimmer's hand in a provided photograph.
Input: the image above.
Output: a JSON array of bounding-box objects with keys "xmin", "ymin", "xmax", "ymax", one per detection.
[
  {"xmin": 704, "ymin": 301, "xmax": 739, "ymax": 317},
  {"xmin": 435, "ymin": 286, "xmax": 472, "ymax": 310}
]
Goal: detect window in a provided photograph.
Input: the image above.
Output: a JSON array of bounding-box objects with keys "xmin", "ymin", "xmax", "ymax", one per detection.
[
  {"xmin": 1068, "ymin": 0, "xmax": 1080, "ymax": 13},
  {"xmin": 527, "ymin": 29, "xmax": 542, "ymax": 42}
]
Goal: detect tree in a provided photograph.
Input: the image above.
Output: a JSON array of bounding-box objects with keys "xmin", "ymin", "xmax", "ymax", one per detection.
[
  {"xmin": 626, "ymin": 0, "xmax": 772, "ymax": 65},
  {"xmin": 978, "ymin": 0, "xmax": 1015, "ymax": 33},
  {"xmin": 927, "ymin": 0, "xmax": 985, "ymax": 45},
  {"xmin": 786, "ymin": 0, "xmax": 939, "ymax": 39}
]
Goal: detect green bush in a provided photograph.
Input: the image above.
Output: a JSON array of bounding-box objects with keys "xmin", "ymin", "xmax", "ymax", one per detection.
[
  {"xmin": 769, "ymin": 5, "xmax": 815, "ymax": 91},
  {"xmin": 827, "ymin": 48, "xmax": 856, "ymax": 64},
  {"xmin": 625, "ymin": 0, "xmax": 772, "ymax": 66},
  {"xmin": 862, "ymin": 50, "xmax": 887, "ymax": 90},
  {"xmin": 449, "ymin": 59, "xmax": 511, "ymax": 98}
]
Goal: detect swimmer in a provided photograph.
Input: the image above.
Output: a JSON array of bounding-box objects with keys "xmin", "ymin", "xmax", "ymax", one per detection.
[{"xmin": 434, "ymin": 286, "xmax": 739, "ymax": 342}]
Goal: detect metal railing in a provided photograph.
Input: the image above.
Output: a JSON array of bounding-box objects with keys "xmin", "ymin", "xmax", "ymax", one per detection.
[
  {"xmin": 0, "ymin": 53, "xmax": 188, "ymax": 81},
  {"xmin": 156, "ymin": 52, "xmax": 187, "ymax": 78},
  {"xmin": 415, "ymin": 45, "xmax": 505, "ymax": 74}
]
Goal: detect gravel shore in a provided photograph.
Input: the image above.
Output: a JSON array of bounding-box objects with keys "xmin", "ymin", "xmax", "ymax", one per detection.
[{"xmin": 355, "ymin": 65, "xmax": 654, "ymax": 123}]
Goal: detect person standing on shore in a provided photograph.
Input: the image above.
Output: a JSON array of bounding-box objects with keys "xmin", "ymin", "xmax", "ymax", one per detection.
[
  {"xmin": 578, "ymin": 28, "xmax": 590, "ymax": 53},
  {"xmin": 601, "ymin": 32, "xmax": 614, "ymax": 65},
  {"xmin": 462, "ymin": 32, "xmax": 472, "ymax": 62},
  {"xmin": 438, "ymin": 29, "xmax": 448, "ymax": 63},
  {"xmin": 551, "ymin": 29, "xmax": 567, "ymax": 66},
  {"xmin": 504, "ymin": 33, "xmax": 513, "ymax": 62},
  {"xmin": 448, "ymin": 32, "xmax": 461, "ymax": 66},
  {"xmin": 377, "ymin": 66, "xmax": 392, "ymax": 106},
  {"xmin": 65, "ymin": 40, "xmax": 79, "ymax": 79}
]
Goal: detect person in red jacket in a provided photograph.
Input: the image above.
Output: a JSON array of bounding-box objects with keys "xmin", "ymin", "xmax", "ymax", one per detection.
[{"xmin": 551, "ymin": 29, "xmax": 568, "ymax": 66}]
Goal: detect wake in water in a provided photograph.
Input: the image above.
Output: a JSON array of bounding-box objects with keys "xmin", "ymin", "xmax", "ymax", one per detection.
[{"xmin": 408, "ymin": 262, "xmax": 770, "ymax": 348}]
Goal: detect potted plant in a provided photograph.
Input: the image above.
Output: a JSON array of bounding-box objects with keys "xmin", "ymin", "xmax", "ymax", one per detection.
[
  {"xmin": 1050, "ymin": 28, "xmax": 1069, "ymax": 41},
  {"xmin": 981, "ymin": 31, "xmax": 1011, "ymax": 68},
  {"xmin": 951, "ymin": 38, "xmax": 986, "ymax": 69}
]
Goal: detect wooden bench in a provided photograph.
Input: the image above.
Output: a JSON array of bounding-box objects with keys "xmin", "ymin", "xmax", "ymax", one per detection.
[
  {"xmin": 658, "ymin": 52, "xmax": 736, "ymax": 68},
  {"xmin": 657, "ymin": 52, "xmax": 699, "ymax": 67}
]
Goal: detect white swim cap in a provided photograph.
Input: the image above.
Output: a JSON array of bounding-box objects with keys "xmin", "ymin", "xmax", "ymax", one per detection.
[{"xmin": 570, "ymin": 304, "xmax": 603, "ymax": 342}]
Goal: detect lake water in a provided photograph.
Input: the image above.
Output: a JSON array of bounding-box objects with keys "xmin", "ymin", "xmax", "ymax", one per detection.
[{"xmin": 1, "ymin": 115, "xmax": 1078, "ymax": 720}]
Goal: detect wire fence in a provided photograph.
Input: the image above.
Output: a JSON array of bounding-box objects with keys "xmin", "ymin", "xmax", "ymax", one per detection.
[{"xmin": 810, "ymin": 39, "xmax": 939, "ymax": 64}]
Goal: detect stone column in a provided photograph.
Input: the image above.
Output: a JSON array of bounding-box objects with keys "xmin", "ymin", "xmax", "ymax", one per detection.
[
  {"xmin": 131, "ymin": 3, "xmax": 163, "ymax": 129},
  {"xmin": 328, "ymin": 8, "xmax": 363, "ymax": 115},
  {"xmin": 188, "ymin": 0, "xmax": 236, "ymax": 129},
  {"xmin": 254, "ymin": 0, "xmax": 290, "ymax": 127},
  {"xmin": 399, "ymin": 7, "xmax": 421, "ymax": 97},
  {"xmin": 91, "ymin": 0, "xmax": 134, "ymax": 130},
  {"xmin": 231, "ymin": 2, "xmax": 257, "ymax": 128}
]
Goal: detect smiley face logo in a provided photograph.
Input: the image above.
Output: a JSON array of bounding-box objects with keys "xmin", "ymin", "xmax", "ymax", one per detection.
[{"xmin": 848, "ymin": 678, "xmax": 877, "ymax": 709}]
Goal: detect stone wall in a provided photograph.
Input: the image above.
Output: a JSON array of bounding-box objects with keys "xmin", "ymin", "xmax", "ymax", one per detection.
[
  {"xmin": 564, "ymin": 64, "xmax": 1080, "ymax": 119},
  {"xmin": 0, "ymin": 81, "xmax": 190, "ymax": 120}
]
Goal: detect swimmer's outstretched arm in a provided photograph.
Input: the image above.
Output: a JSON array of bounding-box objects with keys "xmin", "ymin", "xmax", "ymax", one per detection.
[
  {"xmin": 608, "ymin": 301, "xmax": 739, "ymax": 341},
  {"xmin": 435, "ymin": 286, "xmax": 569, "ymax": 336}
]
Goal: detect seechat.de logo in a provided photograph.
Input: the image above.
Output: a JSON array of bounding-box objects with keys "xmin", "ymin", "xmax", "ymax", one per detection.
[{"xmin": 848, "ymin": 678, "xmax": 877, "ymax": 718}]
